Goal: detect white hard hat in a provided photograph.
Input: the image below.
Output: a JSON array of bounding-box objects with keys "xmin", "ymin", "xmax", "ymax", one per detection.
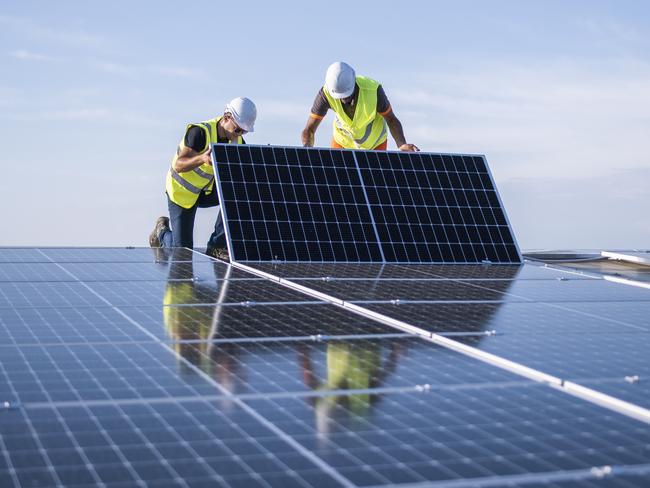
[
  {"xmin": 325, "ymin": 62, "xmax": 356, "ymax": 99},
  {"xmin": 224, "ymin": 97, "xmax": 257, "ymax": 132}
]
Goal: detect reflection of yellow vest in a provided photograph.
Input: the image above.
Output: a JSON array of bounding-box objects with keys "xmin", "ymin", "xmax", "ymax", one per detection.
[
  {"xmin": 163, "ymin": 282, "xmax": 211, "ymax": 340},
  {"xmin": 323, "ymin": 76, "xmax": 387, "ymax": 149},
  {"xmin": 322, "ymin": 342, "xmax": 381, "ymax": 413},
  {"xmin": 165, "ymin": 116, "xmax": 243, "ymax": 208}
]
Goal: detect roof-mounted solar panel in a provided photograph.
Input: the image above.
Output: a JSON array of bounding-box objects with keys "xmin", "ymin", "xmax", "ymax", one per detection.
[{"xmin": 212, "ymin": 144, "xmax": 521, "ymax": 264}]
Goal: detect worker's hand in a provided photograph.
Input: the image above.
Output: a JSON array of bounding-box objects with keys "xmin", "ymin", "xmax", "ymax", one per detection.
[
  {"xmin": 200, "ymin": 147, "xmax": 213, "ymax": 165},
  {"xmin": 399, "ymin": 143, "xmax": 420, "ymax": 152}
]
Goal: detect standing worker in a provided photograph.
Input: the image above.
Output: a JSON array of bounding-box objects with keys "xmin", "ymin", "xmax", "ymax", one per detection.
[
  {"xmin": 149, "ymin": 97, "xmax": 257, "ymax": 260},
  {"xmin": 301, "ymin": 62, "xmax": 419, "ymax": 151}
]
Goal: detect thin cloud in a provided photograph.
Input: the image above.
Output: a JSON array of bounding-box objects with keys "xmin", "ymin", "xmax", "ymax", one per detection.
[
  {"xmin": 0, "ymin": 14, "xmax": 106, "ymax": 47},
  {"xmin": 9, "ymin": 49, "xmax": 59, "ymax": 62},
  {"xmin": 575, "ymin": 17, "xmax": 648, "ymax": 45},
  {"xmin": 92, "ymin": 59, "xmax": 205, "ymax": 80},
  {"xmin": 10, "ymin": 107, "xmax": 166, "ymax": 128},
  {"xmin": 391, "ymin": 59, "xmax": 650, "ymax": 179}
]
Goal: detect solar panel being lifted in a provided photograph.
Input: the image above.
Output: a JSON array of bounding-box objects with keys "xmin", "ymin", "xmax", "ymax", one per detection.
[{"xmin": 212, "ymin": 144, "xmax": 521, "ymax": 264}]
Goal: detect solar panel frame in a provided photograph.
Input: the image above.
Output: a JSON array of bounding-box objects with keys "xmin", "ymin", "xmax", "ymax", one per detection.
[{"xmin": 212, "ymin": 144, "xmax": 522, "ymax": 264}]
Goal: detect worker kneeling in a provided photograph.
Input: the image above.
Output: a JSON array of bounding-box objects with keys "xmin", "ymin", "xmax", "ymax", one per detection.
[
  {"xmin": 302, "ymin": 61, "xmax": 419, "ymax": 152},
  {"xmin": 149, "ymin": 97, "xmax": 257, "ymax": 261}
]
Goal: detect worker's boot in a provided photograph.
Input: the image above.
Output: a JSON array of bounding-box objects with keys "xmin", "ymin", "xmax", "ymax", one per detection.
[
  {"xmin": 205, "ymin": 246, "xmax": 230, "ymax": 263},
  {"xmin": 149, "ymin": 216, "xmax": 170, "ymax": 247}
]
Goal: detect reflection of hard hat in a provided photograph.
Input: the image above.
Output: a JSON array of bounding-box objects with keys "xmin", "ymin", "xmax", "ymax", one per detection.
[
  {"xmin": 325, "ymin": 62, "xmax": 356, "ymax": 99},
  {"xmin": 224, "ymin": 97, "xmax": 257, "ymax": 132}
]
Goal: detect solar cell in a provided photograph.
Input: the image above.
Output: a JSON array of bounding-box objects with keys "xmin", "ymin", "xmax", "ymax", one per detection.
[
  {"xmin": 0, "ymin": 263, "xmax": 76, "ymax": 282},
  {"xmin": 248, "ymin": 262, "xmax": 595, "ymax": 280},
  {"xmin": 39, "ymin": 247, "xmax": 207, "ymax": 263},
  {"xmin": 0, "ymin": 248, "xmax": 55, "ymax": 263},
  {"xmin": 362, "ymin": 301, "xmax": 650, "ymax": 335},
  {"xmin": 212, "ymin": 144, "xmax": 521, "ymax": 264},
  {"xmin": 84, "ymin": 279, "xmax": 324, "ymax": 307},
  {"xmin": 466, "ymin": 278, "xmax": 650, "ymax": 303},
  {"xmin": 0, "ymin": 306, "xmax": 153, "ymax": 345},
  {"xmin": 457, "ymin": 332, "xmax": 650, "ymax": 383},
  {"xmin": 0, "ymin": 282, "xmax": 110, "ymax": 309},
  {"xmin": 124, "ymin": 303, "xmax": 402, "ymax": 342},
  {"xmin": 0, "ymin": 343, "xmax": 216, "ymax": 403},
  {"xmin": 287, "ymin": 278, "xmax": 518, "ymax": 303},
  {"xmin": 557, "ymin": 301, "xmax": 650, "ymax": 331},
  {"xmin": 59, "ymin": 261, "xmax": 258, "ymax": 282}
]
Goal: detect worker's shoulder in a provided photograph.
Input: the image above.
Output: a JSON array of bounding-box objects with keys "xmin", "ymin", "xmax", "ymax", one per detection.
[{"xmin": 356, "ymin": 75, "xmax": 381, "ymax": 87}]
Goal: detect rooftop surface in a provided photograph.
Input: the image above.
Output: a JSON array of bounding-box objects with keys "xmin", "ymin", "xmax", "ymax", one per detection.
[{"xmin": 1, "ymin": 247, "xmax": 649, "ymax": 487}]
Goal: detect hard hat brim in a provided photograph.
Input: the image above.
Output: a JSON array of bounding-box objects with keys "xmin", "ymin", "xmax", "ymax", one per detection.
[{"xmin": 328, "ymin": 85, "xmax": 355, "ymax": 99}]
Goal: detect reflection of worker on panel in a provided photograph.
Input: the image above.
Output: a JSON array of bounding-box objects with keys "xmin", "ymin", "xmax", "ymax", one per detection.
[
  {"xmin": 298, "ymin": 341, "xmax": 404, "ymax": 437},
  {"xmin": 158, "ymin": 248, "xmax": 243, "ymax": 403}
]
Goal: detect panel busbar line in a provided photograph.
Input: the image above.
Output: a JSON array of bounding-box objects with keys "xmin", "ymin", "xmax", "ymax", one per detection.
[
  {"xmin": 213, "ymin": 144, "xmax": 383, "ymax": 262},
  {"xmin": 355, "ymin": 151, "xmax": 521, "ymax": 263},
  {"xmin": 212, "ymin": 144, "xmax": 522, "ymax": 264}
]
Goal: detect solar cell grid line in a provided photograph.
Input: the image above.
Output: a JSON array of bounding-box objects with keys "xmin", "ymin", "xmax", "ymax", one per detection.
[
  {"xmin": 27, "ymin": 248, "xmax": 356, "ymax": 487},
  {"xmin": 354, "ymin": 150, "xmax": 521, "ymax": 264},
  {"xmin": 465, "ymin": 153, "xmax": 519, "ymax": 264},
  {"xmin": 356, "ymin": 151, "xmax": 454, "ymax": 262},
  {"xmin": 213, "ymin": 143, "xmax": 383, "ymax": 262},
  {"xmin": 284, "ymin": 145, "xmax": 380, "ymax": 261},
  {"xmin": 368, "ymin": 151, "xmax": 443, "ymax": 262},
  {"xmin": 453, "ymin": 154, "xmax": 493, "ymax": 262},
  {"xmin": 5, "ymin": 400, "xmax": 68, "ymax": 487},
  {"xmin": 0, "ymin": 306, "xmax": 155, "ymax": 346},
  {"xmin": 0, "ymin": 434, "xmax": 19, "ymax": 488},
  {"xmin": 245, "ymin": 386, "xmax": 650, "ymax": 486},
  {"xmin": 232, "ymin": 260, "xmax": 650, "ymax": 424}
]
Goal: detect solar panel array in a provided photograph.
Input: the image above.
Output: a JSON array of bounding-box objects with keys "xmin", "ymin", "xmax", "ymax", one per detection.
[
  {"xmin": 2, "ymin": 247, "xmax": 650, "ymax": 488},
  {"xmin": 212, "ymin": 145, "xmax": 521, "ymax": 263}
]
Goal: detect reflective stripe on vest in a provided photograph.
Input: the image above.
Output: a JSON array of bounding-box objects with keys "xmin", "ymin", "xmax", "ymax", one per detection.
[
  {"xmin": 169, "ymin": 169, "xmax": 203, "ymax": 194},
  {"xmin": 165, "ymin": 116, "xmax": 242, "ymax": 209},
  {"xmin": 324, "ymin": 76, "xmax": 388, "ymax": 150}
]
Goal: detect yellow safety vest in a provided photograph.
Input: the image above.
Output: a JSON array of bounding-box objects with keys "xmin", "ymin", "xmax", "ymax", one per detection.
[
  {"xmin": 323, "ymin": 76, "xmax": 388, "ymax": 150},
  {"xmin": 165, "ymin": 116, "xmax": 243, "ymax": 209}
]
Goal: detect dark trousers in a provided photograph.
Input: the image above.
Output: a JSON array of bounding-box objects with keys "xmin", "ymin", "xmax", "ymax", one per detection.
[{"xmin": 161, "ymin": 187, "xmax": 225, "ymax": 250}]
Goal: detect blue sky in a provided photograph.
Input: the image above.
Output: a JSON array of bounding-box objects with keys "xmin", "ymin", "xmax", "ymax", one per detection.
[{"xmin": 1, "ymin": 0, "xmax": 649, "ymax": 250}]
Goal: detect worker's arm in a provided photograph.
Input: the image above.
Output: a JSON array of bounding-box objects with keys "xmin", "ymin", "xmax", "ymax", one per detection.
[
  {"xmin": 383, "ymin": 110, "xmax": 419, "ymax": 152},
  {"xmin": 301, "ymin": 115, "xmax": 323, "ymax": 147},
  {"xmin": 172, "ymin": 146, "xmax": 212, "ymax": 173}
]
